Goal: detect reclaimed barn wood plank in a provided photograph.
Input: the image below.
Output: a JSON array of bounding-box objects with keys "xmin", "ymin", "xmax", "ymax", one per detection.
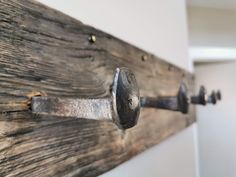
[{"xmin": 0, "ymin": 0, "xmax": 195, "ymax": 176}]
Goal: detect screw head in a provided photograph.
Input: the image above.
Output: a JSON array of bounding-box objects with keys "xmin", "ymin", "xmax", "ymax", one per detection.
[
  {"xmin": 141, "ymin": 55, "xmax": 148, "ymax": 61},
  {"xmin": 89, "ymin": 34, "xmax": 96, "ymax": 43}
]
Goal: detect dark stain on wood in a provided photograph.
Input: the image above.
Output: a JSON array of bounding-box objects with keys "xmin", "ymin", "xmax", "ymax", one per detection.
[{"xmin": 0, "ymin": 0, "xmax": 196, "ymax": 176}]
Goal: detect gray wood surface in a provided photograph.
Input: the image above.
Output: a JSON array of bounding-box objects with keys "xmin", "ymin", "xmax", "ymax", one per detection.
[{"xmin": 0, "ymin": 0, "xmax": 196, "ymax": 176}]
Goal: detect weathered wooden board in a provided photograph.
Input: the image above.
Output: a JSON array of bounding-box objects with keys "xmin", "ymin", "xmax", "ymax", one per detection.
[{"xmin": 0, "ymin": 0, "xmax": 195, "ymax": 176}]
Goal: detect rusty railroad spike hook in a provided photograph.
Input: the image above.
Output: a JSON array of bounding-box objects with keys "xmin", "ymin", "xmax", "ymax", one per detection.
[
  {"xmin": 207, "ymin": 90, "xmax": 218, "ymax": 105},
  {"xmin": 216, "ymin": 90, "xmax": 222, "ymax": 101},
  {"xmin": 190, "ymin": 87, "xmax": 222, "ymax": 106},
  {"xmin": 30, "ymin": 66, "xmax": 223, "ymax": 129},
  {"xmin": 190, "ymin": 86, "xmax": 208, "ymax": 105},
  {"xmin": 208, "ymin": 90, "xmax": 222, "ymax": 104},
  {"xmin": 140, "ymin": 83, "xmax": 189, "ymax": 114},
  {"xmin": 32, "ymin": 67, "xmax": 141, "ymax": 130},
  {"xmin": 31, "ymin": 68, "xmax": 191, "ymax": 129}
]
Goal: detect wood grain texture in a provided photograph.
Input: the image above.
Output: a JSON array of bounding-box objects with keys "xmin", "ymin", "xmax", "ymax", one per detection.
[{"xmin": 0, "ymin": 0, "xmax": 196, "ymax": 176}]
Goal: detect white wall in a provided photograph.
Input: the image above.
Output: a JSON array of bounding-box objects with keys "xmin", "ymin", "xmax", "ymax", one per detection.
[
  {"xmin": 187, "ymin": 0, "xmax": 236, "ymax": 10},
  {"xmin": 188, "ymin": 5, "xmax": 236, "ymax": 177},
  {"xmin": 103, "ymin": 126, "xmax": 197, "ymax": 177},
  {"xmin": 195, "ymin": 61, "xmax": 236, "ymax": 177},
  {"xmin": 188, "ymin": 6, "xmax": 236, "ymax": 47},
  {"xmin": 38, "ymin": 0, "xmax": 191, "ymax": 71},
  {"xmin": 188, "ymin": 6, "xmax": 236, "ymax": 62},
  {"xmin": 38, "ymin": 1, "xmax": 198, "ymax": 176}
]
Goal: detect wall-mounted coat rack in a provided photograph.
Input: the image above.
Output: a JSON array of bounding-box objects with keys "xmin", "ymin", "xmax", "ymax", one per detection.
[
  {"xmin": 31, "ymin": 68, "xmax": 221, "ymax": 130},
  {"xmin": 0, "ymin": 0, "xmax": 221, "ymax": 176}
]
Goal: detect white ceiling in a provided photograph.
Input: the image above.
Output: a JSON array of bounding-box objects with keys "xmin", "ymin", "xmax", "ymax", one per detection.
[{"xmin": 187, "ymin": 0, "xmax": 236, "ymax": 9}]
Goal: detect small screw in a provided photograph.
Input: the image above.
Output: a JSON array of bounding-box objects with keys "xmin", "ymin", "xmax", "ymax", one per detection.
[
  {"xmin": 89, "ymin": 34, "xmax": 96, "ymax": 43},
  {"xmin": 142, "ymin": 55, "xmax": 148, "ymax": 61}
]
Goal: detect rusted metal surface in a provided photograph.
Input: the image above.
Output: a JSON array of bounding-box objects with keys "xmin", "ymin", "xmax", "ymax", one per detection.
[
  {"xmin": 112, "ymin": 67, "xmax": 140, "ymax": 129},
  {"xmin": 141, "ymin": 96, "xmax": 178, "ymax": 111},
  {"xmin": 32, "ymin": 67, "xmax": 193, "ymax": 129},
  {"xmin": 32, "ymin": 97, "xmax": 113, "ymax": 120},
  {"xmin": 190, "ymin": 86, "xmax": 222, "ymax": 105},
  {"xmin": 208, "ymin": 91, "xmax": 217, "ymax": 104},
  {"xmin": 140, "ymin": 83, "xmax": 189, "ymax": 114},
  {"xmin": 191, "ymin": 86, "xmax": 208, "ymax": 105},
  {"xmin": 216, "ymin": 90, "xmax": 222, "ymax": 100},
  {"xmin": 31, "ymin": 67, "xmax": 141, "ymax": 130}
]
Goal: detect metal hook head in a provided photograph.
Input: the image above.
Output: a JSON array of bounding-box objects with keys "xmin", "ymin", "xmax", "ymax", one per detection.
[
  {"xmin": 177, "ymin": 83, "xmax": 189, "ymax": 114},
  {"xmin": 216, "ymin": 90, "xmax": 222, "ymax": 100},
  {"xmin": 199, "ymin": 86, "xmax": 208, "ymax": 105},
  {"xmin": 210, "ymin": 91, "xmax": 217, "ymax": 104},
  {"xmin": 111, "ymin": 67, "xmax": 140, "ymax": 129}
]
